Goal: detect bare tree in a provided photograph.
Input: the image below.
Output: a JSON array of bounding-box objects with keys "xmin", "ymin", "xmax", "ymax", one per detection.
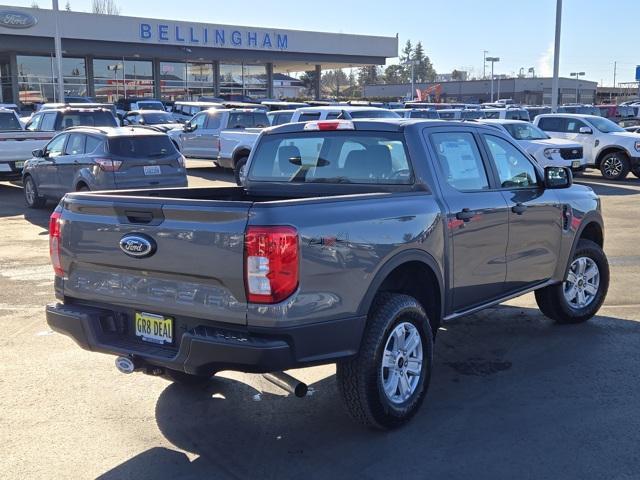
[
  {"xmin": 92, "ymin": 0, "xmax": 121, "ymax": 15},
  {"xmin": 65, "ymin": 1, "xmax": 71, "ymax": 10},
  {"xmin": 30, "ymin": 1, "xmax": 40, "ymax": 8}
]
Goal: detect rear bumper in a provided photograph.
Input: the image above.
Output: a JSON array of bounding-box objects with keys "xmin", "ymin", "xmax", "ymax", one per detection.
[
  {"xmin": 0, "ymin": 161, "xmax": 24, "ymax": 179},
  {"xmin": 46, "ymin": 302, "xmax": 365, "ymax": 375}
]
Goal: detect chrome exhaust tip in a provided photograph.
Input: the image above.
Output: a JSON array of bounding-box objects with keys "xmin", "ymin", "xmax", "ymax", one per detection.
[
  {"xmin": 262, "ymin": 372, "xmax": 308, "ymax": 398},
  {"xmin": 115, "ymin": 356, "xmax": 138, "ymax": 374}
]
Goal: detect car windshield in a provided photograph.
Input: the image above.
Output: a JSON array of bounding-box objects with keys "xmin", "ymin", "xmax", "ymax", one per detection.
[
  {"xmin": 348, "ymin": 110, "xmax": 400, "ymax": 119},
  {"xmin": 138, "ymin": 102, "xmax": 164, "ymax": 110},
  {"xmin": 588, "ymin": 117, "xmax": 625, "ymax": 133},
  {"xmin": 141, "ymin": 112, "xmax": 178, "ymax": 124},
  {"xmin": 109, "ymin": 136, "xmax": 176, "ymax": 158},
  {"xmin": 249, "ymin": 131, "xmax": 412, "ymax": 185},
  {"xmin": 503, "ymin": 122, "xmax": 549, "ymax": 140},
  {"xmin": 56, "ymin": 111, "xmax": 118, "ymax": 129},
  {"xmin": 0, "ymin": 112, "xmax": 22, "ymax": 131}
]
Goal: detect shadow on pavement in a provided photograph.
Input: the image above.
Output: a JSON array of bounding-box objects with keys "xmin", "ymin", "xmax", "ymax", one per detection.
[
  {"xmin": 98, "ymin": 305, "xmax": 640, "ymax": 480},
  {"xmin": 0, "ymin": 182, "xmax": 52, "ymax": 229},
  {"xmin": 187, "ymin": 166, "xmax": 235, "ymax": 183},
  {"xmin": 576, "ymin": 174, "xmax": 640, "ymax": 196}
]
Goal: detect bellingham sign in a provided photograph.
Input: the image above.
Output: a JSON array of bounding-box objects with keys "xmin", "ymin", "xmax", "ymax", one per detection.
[{"xmin": 139, "ymin": 23, "xmax": 288, "ymax": 50}]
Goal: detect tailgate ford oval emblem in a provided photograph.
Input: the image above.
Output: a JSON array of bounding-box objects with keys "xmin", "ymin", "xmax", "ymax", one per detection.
[{"xmin": 119, "ymin": 234, "xmax": 156, "ymax": 258}]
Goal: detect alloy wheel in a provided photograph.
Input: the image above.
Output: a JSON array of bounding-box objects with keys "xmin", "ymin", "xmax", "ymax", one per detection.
[
  {"xmin": 380, "ymin": 322, "xmax": 423, "ymax": 404},
  {"xmin": 564, "ymin": 256, "xmax": 600, "ymax": 309}
]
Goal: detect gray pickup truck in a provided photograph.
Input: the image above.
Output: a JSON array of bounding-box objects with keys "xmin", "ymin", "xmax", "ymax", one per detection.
[{"xmin": 46, "ymin": 118, "xmax": 609, "ymax": 429}]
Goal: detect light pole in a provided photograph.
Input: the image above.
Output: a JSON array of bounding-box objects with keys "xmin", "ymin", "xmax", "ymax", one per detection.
[
  {"xmin": 570, "ymin": 71, "xmax": 585, "ymax": 103},
  {"xmin": 483, "ymin": 50, "xmax": 489, "ymax": 79},
  {"xmin": 52, "ymin": 0, "xmax": 65, "ymax": 103},
  {"xmin": 403, "ymin": 60, "xmax": 418, "ymax": 100},
  {"xmin": 551, "ymin": 0, "xmax": 562, "ymax": 111},
  {"xmin": 528, "ymin": 67, "xmax": 535, "ymax": 78},
  {"xmin": 486, "ymin": 56, "xmax": 500, "ymax": 102}
]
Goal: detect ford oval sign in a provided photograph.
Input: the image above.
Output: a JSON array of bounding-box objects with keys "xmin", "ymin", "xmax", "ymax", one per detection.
[
  {"xmin": 119, "ymin": 234, "xmax": 156, "ymax": 258},
  {"xmin": 0, "ymin": 10, "xmax": 38, "ymax": 29}
]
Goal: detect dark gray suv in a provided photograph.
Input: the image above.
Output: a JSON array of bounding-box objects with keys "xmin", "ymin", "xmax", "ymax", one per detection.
[{"xmin": 22, "ymin": 126, "xmax": 188, "ymax": 208}]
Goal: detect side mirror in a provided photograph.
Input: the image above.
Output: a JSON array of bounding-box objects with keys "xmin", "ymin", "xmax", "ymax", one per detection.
[
  {"xmin": 544, "ymin": 166, "xmax": 572, "ymax": 189},
  {"xmin": 138, "ymin": 118, "xmax": 145, "ymax": 125},
  {"xmin": 183, "ymin": 122, "xmax": 194, "ymax": 132},
  {"xmin": 579, "ymin": 126, "xmax": 592, "ymax": 134},
  {"xmin": 122, "ymin": 119, "xmax": 130, "ymax": 126},
  {"xmin": 32, "ymin": 148, "xmax": 45, "ymax": 158}
]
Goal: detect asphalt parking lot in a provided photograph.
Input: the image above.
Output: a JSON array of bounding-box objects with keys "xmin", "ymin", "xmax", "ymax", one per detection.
[{"xmin": 1, "ymin": 165, "xmax": 639, "ymax": 479}]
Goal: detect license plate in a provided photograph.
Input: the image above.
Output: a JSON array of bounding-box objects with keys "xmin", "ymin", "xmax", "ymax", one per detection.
[
  {"xmin": 135, "ymin": 312, "xmax": 173, "ymax": 344},
  {"xmin": 144, "ymin": 165, "xmax": 161, "ymax": 175},
  {"xmin": 572, "ymin": 161, "xmax": 580, "ymax": 169},
  {"xmin": 14, "ymin": 161, "xmax": 25, "ymax": 169}
]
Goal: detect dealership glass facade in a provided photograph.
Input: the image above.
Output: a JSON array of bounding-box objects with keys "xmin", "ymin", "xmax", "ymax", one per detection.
[
  {"xmin": 93, "ymin": 58, "xmax": 154, "ymax": 103},
  {"xmin": 15, "ymin": 55, "xmax": 87, "ymax": 105},
  {"xmin": 219, "ymin": 63, "xmax": 266, "ymax": 98}
]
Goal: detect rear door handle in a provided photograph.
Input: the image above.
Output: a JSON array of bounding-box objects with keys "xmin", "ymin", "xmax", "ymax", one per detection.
[
  {"xmin": 512, "ymin": 203, "xmax": 528, "ymax": 215},
  {"xmin": 456, "ymin": 208, "xmax": 476, "ymax": 222}
]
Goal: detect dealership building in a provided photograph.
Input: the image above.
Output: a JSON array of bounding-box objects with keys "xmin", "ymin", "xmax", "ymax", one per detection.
[{"xmin": 0, "ymin": 6, "xmax": 397, "ymax": 107}]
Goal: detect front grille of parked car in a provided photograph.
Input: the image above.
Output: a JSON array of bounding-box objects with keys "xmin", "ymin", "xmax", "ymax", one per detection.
[{"xmin": 560, "ymin": 147, "xmax": 583, "ymax": 160}]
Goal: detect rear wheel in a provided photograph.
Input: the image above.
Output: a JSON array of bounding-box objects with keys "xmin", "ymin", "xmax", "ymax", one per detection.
[
  {"xmin": 337, "ymin": 293, "xmax": 433, "ymax": 429},
  {"xmin": 23, "ymin": 175, "xmax": 46, "ymax": 209},
  {"xmin": 599, "ymin": 151, "xmax": 630, "ymax": 180},
  {"xmin": 76, "ymin": 184, "xmax": 90, "ymax": 192},
  {"xmin": 234, "ymin": 156, "xmax": 248, "ymax": 186},
  {"xmin": 535, "ymin": 239, "xmax": 609, "ymax": 324}
]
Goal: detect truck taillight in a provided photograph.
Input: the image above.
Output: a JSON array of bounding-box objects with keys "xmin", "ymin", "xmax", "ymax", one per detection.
[
  {"xmin": 177, "ymin": 154, "xmax": 186, "ymax": 169},
  {"xmin": 244, "ymin": 226, "xmax": 299, "ymax": 304},
  {"xmin": 95, "ymin": 158, "xmax": 122, "ymax": 172},
  {"xmin": 49, "ymin": 211, "xmax": 64, "ymax": 277},
  {"xmin": 303, "ymin": 120, "xmax": 354, "ymax": 131}
]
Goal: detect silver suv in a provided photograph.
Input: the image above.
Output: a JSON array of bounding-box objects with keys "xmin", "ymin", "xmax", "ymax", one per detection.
[{"xmin": 22, "ymin": 126, "xmax": 188, "ymax": 208}]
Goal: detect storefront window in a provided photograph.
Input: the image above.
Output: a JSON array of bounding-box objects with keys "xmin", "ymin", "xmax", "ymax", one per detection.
[
  {"xmin": 159, "ymin": 61, "xmax": 186, "ymax": 101},
  {"xmin": 0, "ymin": 58, "xmax": 11, "ymax": 103},
  {"xmin": 220, "ymin": 63, "xmax": 266, "ymax": 99},
  {"xmin": 16, "ymin": 55, "xmax": 87, "ymax": 106},
  {"xmin": 93, "ymin": 58, "xmax": 154, "ymax": 103},
  {"xmin": 186, "ymin": 62, "xmax": 214, "ymax": 100}
]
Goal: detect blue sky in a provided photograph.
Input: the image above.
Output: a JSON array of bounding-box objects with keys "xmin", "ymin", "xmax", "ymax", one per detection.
[{"xmin": 9, "ymin": 0, "xmax": 640, "ymax": 85}]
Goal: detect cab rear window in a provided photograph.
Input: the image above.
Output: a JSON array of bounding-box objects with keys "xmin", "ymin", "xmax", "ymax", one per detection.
[
  {"xmin": 249, "ymin": 131, "xmax": 413, "ymax": 185},
  {"xmin": 109, "ymin": 136, "xmax": 176, "ymax": 158}
]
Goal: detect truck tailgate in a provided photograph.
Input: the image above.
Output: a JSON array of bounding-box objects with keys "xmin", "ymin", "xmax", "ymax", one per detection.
[{"xmin": 60, "ymin": 195, "xmax": 251, "ymax": 325}]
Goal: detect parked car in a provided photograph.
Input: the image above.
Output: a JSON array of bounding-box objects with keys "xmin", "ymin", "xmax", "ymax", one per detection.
[
  {"xmin": 115, "ymin": 98, "xmax": 165, "ymax": 119},
  {"xmin": 0, "ymin": 108, "xmax": 53, "ymax": 178},
  {"xmin": 558, "ymin": 105, "xmax": 601, "ymax": 116},
  {"xmin": 261, "ymin": 101, "xmax": 308, "ymax": 111},
  {"xmin": 46, "ymin": 118, "xmax": 608, "ymax": 430},
  {"xmin": 24, "ymin": 107, "xmax": 118, "ymax": 132},
  {"xmin": 479, "ymin": 119, "xmax": 585, "ymax": 171},
  {"xmin": 22, "ymin": 126, "xmax": 187, "ymax": 208},
  {"xmin": 168, "ymin": 108, "xmax": 269, "ymax": 169},
  {"xmin": 482, "ymin": 107, "xmax": 530, "ymax": 121},
  {"xmin": 37, "ymin": 102, "xmax": 119, "ymax": 121},
  {"xmin": 534, "ymin": 113, "xmax": 640, "ymax": 180},
  {"xmin": 170, "ymin": 101, "xmax": 224, "ymax": 123},
  {"xmin": 121, "ymin": 110, "xmax": 182, "ymax": 132},
  {"xmin": 624, "ymin": 125, "xmax": 640, "ymax": 134},
  {"xmin": 438, "ymin": 108, "xmax": 485, "ymax": 120},
  {"xmin": 395, "ymin": 108, "xmax": 440, "ymax": 119},
  {"xmin": 63, "ymin": 96, "xmax": 96, "ymax": 103},
  {"xmin": 524, "ymin": 106, "xmax": 552, "ymax": 121},
  {"xmin": 596, "ymin": 104, "xmax": 635, "ymax": 123},
  {"xmin": 267, "ymin": 109, "xmax": 296, "ymax": 126},
  {"xmin": 289, "ymin": 106, "xmax": 400, "ymax": 122},
  {"xmin": 0, "ymin": 103, "xmax": 20, "ymax": 114}
]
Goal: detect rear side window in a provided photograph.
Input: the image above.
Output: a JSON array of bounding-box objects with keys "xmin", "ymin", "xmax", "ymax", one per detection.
[
  {"xmin": 506, "ymin": 110, "xmax": 530, "ymax": 121},
  {"xmin": 0, "ymin": 112, "xmax": 21, "ymax": 130},
  {"xmin": 108, "ymin": 136, "xmax": 176, "ymax": 158},
  {"xmin": 297, "ymin": 112, "xmax": 321, "ymax": 122},
  {"xmin": 431, "ymin": 132, "xmax": 489, "ymax": 191},
  {"xmin": 537, "ymin": 117, "xmax": 565, "ymax": 132},
  {"xmin": 65, "ymin": 134, "xmax": 85, "ymax": 155},
  {"xmin": 271, "ymin": 112, "xmax": 293, "ymax": 126},
  {"xmin": 56, "ymin": 111, "xmax": 117, "ymax": 130},
  {"xmin": 249, "ymin": 131, "xmax": 412, "ymax": 184},
  {"xmin": 85, "ymin": 136, "xmax": 103, "ymax": 153}
]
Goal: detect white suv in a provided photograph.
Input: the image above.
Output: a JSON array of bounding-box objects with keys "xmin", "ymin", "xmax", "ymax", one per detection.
[
  {"xmin": 534, "ymin": 114, "xmax": 640, "ymax": 180},
  {"xmin": 479, "ymin": 119, "xmax": 585, "ymax": 171}
]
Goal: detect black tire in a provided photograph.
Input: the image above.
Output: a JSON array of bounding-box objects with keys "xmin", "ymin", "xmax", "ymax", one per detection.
[
  {"xmin": 77, "ymin": 184, "xmax": 90, "ymax": 192},
  {"xmin": 234, "ymin": 156, "xmax": 248, "ymax": 186},
  {"xmin": 599, "ymin": 151, "xmax": 630, "ymax": 180},
  {"xmin": 336, "ymin": 293, "xmax": 434, "ymax": 430},
  {"xmin": 23, "ymin": 175, "xmax": 46, "ymax": 209},
  {"xmin": 631, "ymin": 164, "xmax": 640, "ymax": 179},
  {"xmin": 535, "ymin": 239, "xmax": 609, "ymax": 324},
  {"xmin": 163, "ymin": 368, "xmax": 212, "ymax": 386}
]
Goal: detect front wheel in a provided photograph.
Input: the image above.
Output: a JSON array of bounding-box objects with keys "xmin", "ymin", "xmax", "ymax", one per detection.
[
  {"xmin": 600, "ymin": 152, "xmax": 630, "ymax": 180},
  {"xmin": 234, "ymin": 156, "xmax": 248, "ymax": 186},
  {"xmin": 535, "ymin": 239, "xmax": 609, "ymax": 324},
  {"xmin": 337, "ymin": 293, "xmax": 433, "ymax": 429}
]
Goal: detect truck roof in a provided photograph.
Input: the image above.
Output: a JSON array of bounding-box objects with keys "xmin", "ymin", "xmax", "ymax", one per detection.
[
  {"xmin": 294, "ymin": 106, "xmax": 392, "ymax": 113},
  {"xmin": 63, "ymin": 126, "xmax": 170, "ymax": 137}
]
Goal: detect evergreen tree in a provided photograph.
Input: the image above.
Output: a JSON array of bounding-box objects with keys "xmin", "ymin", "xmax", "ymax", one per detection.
[
  {"xmin": 384, "ymin": 64, "xmax": 405, "ymax": 84},
  {"xmin": 412, "ymin": 42, "xmax": 436, "ymax": 83},
  {"xmin": 65, "ymin": 1, "xmax": 71, "ymax": 10},
  {"xmin": 357, "ymin": 65, "xmax": 380, "ymax": 87}
]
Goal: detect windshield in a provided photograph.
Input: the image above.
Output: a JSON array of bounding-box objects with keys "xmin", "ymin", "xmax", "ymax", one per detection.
[
  {"xmin": 348, "ymin": 110, "xmax": 400, "ymax": 119},
  {"xmin": 588, "ymin": 117, "xmax": 625, "ymax": 133},
  {"xmin": 141, "ymin": 112, "xmax": 178, "ymax": 124},
  {"xmin": 138, "ymin": 101, "xmax": 164, "ymax": 111},
  {"xmin": 249, "ymin": 131, "xmax": 412, "ymax": 185},
  {"xmin": 503, "ymin": 122, "xmax": 549, "ymax": 140},
  {"xmin": 0, "ymin": 112, "xmax": 22, "ymax": 131},
  {"xmin": 109, "ymin": 136, "xmax": 177, "ymax": 158},
  {"xmin": 56, "ymin": 111, "xmax": 118, "ymax": 129}
]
